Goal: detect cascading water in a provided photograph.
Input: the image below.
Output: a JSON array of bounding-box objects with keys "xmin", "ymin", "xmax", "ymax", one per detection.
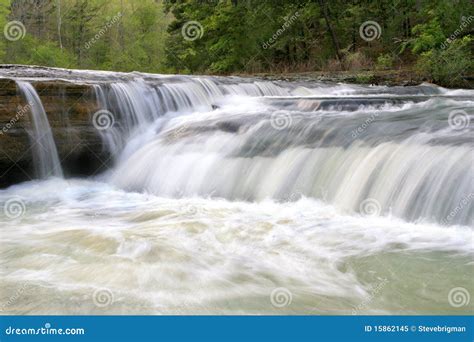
[
  {"xmin": 92, "ymin": 78, "xmax": 473, "ymax": 226},
  {"xmin": 0, "ymin": 68, "xmax": 472, "ymax": 315},
  {"xmin": 89, "ymin": 77, "xmax": 294, "ymax": 165},
  {"xmin": 16, "ymin": 81, "xmax": 63, "ymax": 179}
]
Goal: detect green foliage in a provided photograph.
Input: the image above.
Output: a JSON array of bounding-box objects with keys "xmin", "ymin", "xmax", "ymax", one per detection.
[
  {"xmin": 1, "ymin": 0, "xmax": 170, "ymax": 73},
  {"xmin": 411, "ymin": 18, "xmax": 445, "ymax": 54},
  {"xmin": 343, "ymin": 51, "xmax": 372, "ymax": 71},
  {"xmin": 407, "ymin": 1, "xmax": 473, "ymax": 86},
  {"xmin": 416, "ymin": 36, "xmax": 473, "ymax": 86},
  {"xmin": 8, "ymin": 35, "xmax": 74, "ymax": 67},
  {"xmin": 162, "ymin": 0, "xmax": 473, "ymax": 84},
  {"xmin": 32, "ymin": 43, "xmax": 73, "ymax": 67},
  {"xmin": 0, "ymin": 0, "xmax": 10, "ymax": 61},
  {"xmin": 376, "ymin": 53, "xmax": 395, "ymax": 70},
  {"xmin": 355, "ymin": 73, "xmax": 375, "ymax": 84},
  {"xmin": 0, "ymin": 0, "xmax": 472, "ymax": 87}
]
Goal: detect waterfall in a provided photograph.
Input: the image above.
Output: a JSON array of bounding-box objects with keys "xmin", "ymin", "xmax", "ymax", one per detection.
[
  {"xmin": 12, "ymin": 74, "xmax": 474, "ymax": 226},
  {"xmin": 2, "ymin": 67, "xmax": 473, "ymax": 315},
  {"xmin": 104, "ymin": 80, "xmax": 473, "ymax": 227},
  {"xmin": 16, "ymin": 81, "xmax": 63, "ymax": 179},
  {"xmin": 91, "ymin": 77, "xmax": 290, "ymax": 160}
]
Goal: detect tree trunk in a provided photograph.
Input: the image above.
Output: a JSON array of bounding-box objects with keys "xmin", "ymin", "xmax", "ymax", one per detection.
[
  {"xmin": 56, "ymin": 0, "xmax": 63, "ymax": 50},
  {"xmin": 318, "ymin": 0, "xmax": 342, "ymax": 62}
]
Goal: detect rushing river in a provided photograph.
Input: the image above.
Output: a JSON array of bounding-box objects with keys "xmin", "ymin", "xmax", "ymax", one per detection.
[{"xmin": 0, "ymin": 69, "xmax": 473, "ymax": 314}]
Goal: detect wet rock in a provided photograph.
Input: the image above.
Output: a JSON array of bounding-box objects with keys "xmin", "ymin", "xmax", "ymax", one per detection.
[{"xmin": 0, "ymin": 78, "xmax": 111, "ymax": 188}]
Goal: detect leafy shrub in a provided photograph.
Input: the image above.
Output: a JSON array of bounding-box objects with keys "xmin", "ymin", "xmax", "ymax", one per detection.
[
  {"xmin": 343, "ymin": 51, "xmax": 372, "ymax": 71},
  {"xmin": 416, "ymin": 36, "xmax": 472, "ymax": 86},
  {"xmin": 326, "ymin": 58, "xmax": 343, "ymax": 72},
  {"xmin": 5, "ymin": 36, "xmax": 73, "ymax": 68},
  {"xmin": 355, "ymin": 73, "xmax": 375, "ymax": 84},
  {"xmin": 410, "ymin": 18, "xmax": 445, "ymax": 54},
  {"xmin": 375, "ymin": 53, "xmax": 395, "ymax": 70}
]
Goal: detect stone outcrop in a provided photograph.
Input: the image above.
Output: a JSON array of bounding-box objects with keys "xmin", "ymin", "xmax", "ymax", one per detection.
[{"xmin": 0, "ymin": 78, "xmax": 110, "ymax": 188}]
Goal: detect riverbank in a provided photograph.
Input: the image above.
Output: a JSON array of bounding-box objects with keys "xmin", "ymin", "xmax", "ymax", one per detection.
[{"xmin": 235, "ymin": 69, "xmax": 474, "ymax": 89}]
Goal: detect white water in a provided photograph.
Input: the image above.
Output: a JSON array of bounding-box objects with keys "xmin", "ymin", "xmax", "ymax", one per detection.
[
  {"xmin": 99, "ymin": 82, "xmax": 473, "ymax": 227},
  {"xmin": 16, "ymin": 81, "xmax": 63, "ymax": 179},
  {"xmin": 1, "ymin": 73, "xmax": 473, "ymax": 314},
  {"xmin": 0, "ymin": 178, "xmax": 472, "ymax": 314}
]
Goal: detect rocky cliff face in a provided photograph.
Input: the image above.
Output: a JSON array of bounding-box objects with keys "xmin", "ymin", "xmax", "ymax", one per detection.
[
  {"xmin": 0, "ymin": 64, "xmax": 206, "ymax": 188},
  {"xmin": 0, "ymin": 77, "xmax": 110, "ymax": 188}
]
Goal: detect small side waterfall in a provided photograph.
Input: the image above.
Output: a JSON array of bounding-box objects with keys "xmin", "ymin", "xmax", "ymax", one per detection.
[{"xmin": 16, "ymin": 81, "xmax": 63, "ymax": 179}]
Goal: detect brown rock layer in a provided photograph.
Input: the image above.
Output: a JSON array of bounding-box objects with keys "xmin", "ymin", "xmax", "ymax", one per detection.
[{"xmin": 0, "ymin": 79, "xmax": 111, "ymax": 188}]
